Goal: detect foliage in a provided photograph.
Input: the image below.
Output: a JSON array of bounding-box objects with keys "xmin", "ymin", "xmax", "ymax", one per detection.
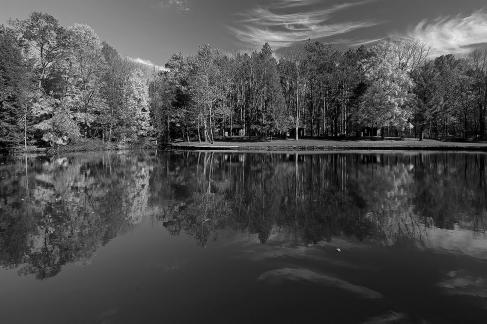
[
  {"xmin": 0, "ymin": 26, "xmax": 32, "ymax": 148},
  {"xmin": 4, "ymin": 12, "xmax": 154, "ymax": 147},
  {"xmin": 2, "ymin": 11, "xmax": 487, "ymax": 149},
  {"xmin": 124, "ymin": 69, "xmax": 152, "ymax": 139},
  {"xmin": 65, "ymin": 24, "xmax": 108, "ymax": 137},
  {"xmin": 358, "ymin": 40, "xmax": 417, "ymax": 128}
]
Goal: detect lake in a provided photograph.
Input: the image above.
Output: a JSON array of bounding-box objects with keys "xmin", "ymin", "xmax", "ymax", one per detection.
[{"xmin": 1, "ymin": 151, "xmax": 487, "ymax": 323}]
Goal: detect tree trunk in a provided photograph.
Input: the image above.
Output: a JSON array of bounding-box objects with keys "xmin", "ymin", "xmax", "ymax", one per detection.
[
  {"xmin": 480, "ymin": 100, "xmax": 486, "ymax": 139},
  {"xmin": 24, "ymin": 110, "xmax": 27, "ymax": 152},
  {"xmin": 295, "ymin": 61, "xmax": 300, "ymax": 141},
  {"xmin": 203, "ymin": 118, "xmax": 209, "ymax": 143},
  {"xmin": 197, "ymin": 117, "xmax": 202, "ymax": 142},
  {"xmin": 208, "ymin": 105, "xmax": 214, "ymax": 144},
  {"xmin": 24, "ymin": 154, "xmax": 29, "ymax": 198},
  {"xmin": 167, "ymin": 115, "xmax": 171, "ymax": 143},
  {"xmin": 323, "ymin": 95, "xmax": 327, "ymax": 137}
]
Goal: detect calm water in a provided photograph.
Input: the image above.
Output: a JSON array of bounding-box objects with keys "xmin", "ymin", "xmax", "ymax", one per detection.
[{"xmin": 1, "ymin": 151, "xmax": 487, "ymax": 323}]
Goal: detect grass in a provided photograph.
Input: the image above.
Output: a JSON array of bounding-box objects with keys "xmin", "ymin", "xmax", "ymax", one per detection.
[
  {"xmin": 169, "ymin": 138, "xmax": 487, "ymax": 152},
  {"xmin": 8, "ymin": 138, "xmax": 487, "ymax": 155},
  {"xmin": 6, "ymin": 139, "xmax": 158, "ymax": 155}
]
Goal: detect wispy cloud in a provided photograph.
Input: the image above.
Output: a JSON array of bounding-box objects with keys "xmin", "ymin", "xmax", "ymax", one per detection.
[
  {"xmin": 363, "ymin": 312, "xmax": 408, "ymax": 324},
  {"xmin": 229, "ymin": 0, "xmax": 380, "ymax": 49},
  {"xmin": 349, "ymin": 37, "xmax": 384, "ymax": 47},
  {"xmin": 128, "ymin": 57, "xmax": 166, "ymax": 71},
  {"xmin": 258, "ymin": 268, "xmax": 383, "ymax": 299},
  {"xmin": 408, "ymin": 10, "xmax": 487, "ymax": 56},
  {"xmin": 159, "ymin": 0, "xmax": 190, "ymax": 12},
  {"xmin": 273, "ymin": 0, "xmax": 319, "ymax": 8},
  {"xmin": 438, "ymin": 270, "xmax": 487, "ymax": 299}
]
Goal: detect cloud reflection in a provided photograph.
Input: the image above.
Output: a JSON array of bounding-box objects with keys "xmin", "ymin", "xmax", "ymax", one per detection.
[{"xmin": 258, "ymin": 267, "xmax": 383, "ymax": 299}]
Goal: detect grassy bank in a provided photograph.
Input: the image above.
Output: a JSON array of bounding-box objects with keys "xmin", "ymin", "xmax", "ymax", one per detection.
[
  {"xmin": 9, "ymin": 139, "xmax": 157, "ymax": 155},
  {"xmin": 8, "ymin": 138, "xmax": 487, "ymax": 155},
  {"xmin": 169, "ymin": 138, "xmax": 487, "ymax": 152}
]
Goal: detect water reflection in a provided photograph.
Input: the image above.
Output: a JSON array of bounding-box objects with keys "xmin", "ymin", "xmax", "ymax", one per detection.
[
  {"xmin": 1, "ymin": 151, "xmax": 487, "ymax": 280},
  {"xmin": 0, "ymin": 153, "xmax": 151, "ymax": 279},
  {"xmin": 154, "ymin": 152, "xmax": 487, "ymax": 248}
]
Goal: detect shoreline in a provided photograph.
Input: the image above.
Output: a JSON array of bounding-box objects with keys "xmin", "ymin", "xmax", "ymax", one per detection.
[
  {"xmin": 168, "ymin": 139, "xmax": 487, "ymax": 152},
  {"xmin": 6, "ymin": 143, "xmax": 157, "ymax": 156},
  {"xmin": 5, "ymin": 139, "xmax": 487, "ymax": 156}
]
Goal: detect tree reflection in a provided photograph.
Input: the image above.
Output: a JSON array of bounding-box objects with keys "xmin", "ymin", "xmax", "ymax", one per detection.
[
  {"xmin": 0, "ymin": 152, "xmax": 153, "ymax": 279},
  {"xmin": 1, "ymin": 151, "xmax": 486, "ymax": 279},
  {"xmin": 151, "ymin": 152, "xmax": 487, "ymax": 247}
]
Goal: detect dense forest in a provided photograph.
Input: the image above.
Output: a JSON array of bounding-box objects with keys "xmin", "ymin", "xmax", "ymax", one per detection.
[
  {"xmin": 2, "ymin": 12, "xmax": 487, "ymax": 149},
  {"xmin": 0, "ymin": 12, "xmax": 154, "ymax": 149}
]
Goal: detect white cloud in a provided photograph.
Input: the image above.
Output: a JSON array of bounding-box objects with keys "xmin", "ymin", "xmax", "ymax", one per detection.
[
  {"xmin": 229, "ymin": 0, "xmax": 380, "ymax": 49},
  {"xmin": 438, "ymin": 270, "xmax": 487, "ymax": 299},
  {"xmin": 273, "ymin": 0, "xmax": 318, "ymax": 8},
  {"xmin": 128, "ymin": 57, "xmax": 166, "ymax": 71},
  {"xmin": 159, "ymin": 0, "xmax": 190, "ymax": 12},
  {"xmin": 408, "ymin": 10, "xmax": 487, "ymax": 56},
  {"xmin": 363, "ymin": 312, "xmax": 407, "ymax": 324},
  {"xmin": 349, "ymin": 38, "xmax": 384, "ymax": 47},
  {"xmin": 258, "ymin": 268, "xmax": 383, "ymax": 299}
]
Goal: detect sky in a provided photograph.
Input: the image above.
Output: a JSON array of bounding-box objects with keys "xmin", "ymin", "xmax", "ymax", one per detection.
[{"xmin": 2, "ymin": 0, "xmax": 487, "ymax": 67}]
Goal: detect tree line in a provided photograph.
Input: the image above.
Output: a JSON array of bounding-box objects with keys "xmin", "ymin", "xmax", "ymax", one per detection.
[
  {"xmin": 0, "ymin": 12, "xmax": 153, "ymax": 149},
  {"xmin": 153, "ymin": 40, "xmax": 487, "ymax": 142},
  {"xmin": 2, "ymin": 12, "xmax": 487, "ymax": 149}
]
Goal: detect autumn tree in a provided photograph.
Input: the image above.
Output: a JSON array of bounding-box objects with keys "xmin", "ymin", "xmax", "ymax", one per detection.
[
  {"xmin": 124, "ymin": 69, "xmax": 152, "ymax": 140},
  {"xmin": 65, "ymin": 24, "xmax": 108, "ymax": 138},
  {"xmin": 10, "ymin": 12, "xmax": 73, "ymax": 145},
  {"xmin": 10, "ymin": 12, "xmax": 69, "ymax": 91},
  {"xmin": 100, "ymin": 42, "xmax": 132, "ymax": 141},
  {"xmin": 279, "ymin": 46, "xmax": 305, "ymax": 140},
  {"xmin": 469, "ymin": 49, "xmax": 487, "ymax": 139},
  {"xmin": 358, "ymin": 39, "xmax": 427, "ymax": 132},
  {"xmin": 189, "ymin": 45, "xmax": 225, "ymax": 142}
]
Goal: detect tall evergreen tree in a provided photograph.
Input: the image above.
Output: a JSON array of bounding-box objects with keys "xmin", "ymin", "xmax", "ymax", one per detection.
[{"xmin": 0, "ymin": 26, "xmax": 31, "ymax": 148}]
